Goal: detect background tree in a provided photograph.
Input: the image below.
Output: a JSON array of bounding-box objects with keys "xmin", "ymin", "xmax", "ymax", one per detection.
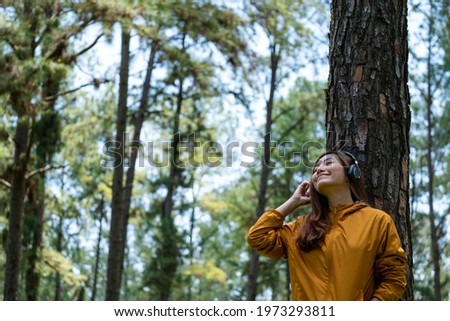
[
  {"xmin": 0, "ymin": 0, "xmax": 109, "ymax": 300},
  {"xmin": 326, "ymin": 0, "xmax": 413, "ymax": 299},
  {"xmin": 409, "ymin": 0, "xmax": 450, "ymax": 300},
  {"xmin": 242, "ymin": 0, "xmax": 324, "ymax": 301}
]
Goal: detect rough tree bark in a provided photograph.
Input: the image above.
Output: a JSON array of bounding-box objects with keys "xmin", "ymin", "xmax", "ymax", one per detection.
[{"xmin": 326, "ymin": 0, "xmax": 413, "ymax": 300}]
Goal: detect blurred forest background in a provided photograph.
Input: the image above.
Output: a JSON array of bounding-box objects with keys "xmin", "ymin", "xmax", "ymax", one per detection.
[{"xmin": 0, "ymin": 0, "xmax": 449, "ymax": 301}]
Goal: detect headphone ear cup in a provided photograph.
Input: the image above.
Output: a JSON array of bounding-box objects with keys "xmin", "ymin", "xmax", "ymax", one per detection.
[{"xmin": 347, "ymin": 164, "xmax": 361, "ymax": 181}]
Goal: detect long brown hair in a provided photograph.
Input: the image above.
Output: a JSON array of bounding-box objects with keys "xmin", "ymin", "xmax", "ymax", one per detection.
[{"xmin": 295, "ymin": 151, "xmax": 369, "ymax": 252}]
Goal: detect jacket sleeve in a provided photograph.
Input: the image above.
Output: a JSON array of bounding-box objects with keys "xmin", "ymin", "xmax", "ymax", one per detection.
[
  {"xmin": 372, "ymin": 214, "xmax": 407, "ymax": 301},
  {"xmin": 246, "ymin": 208, "xmax": 293, "ymax": 260}
]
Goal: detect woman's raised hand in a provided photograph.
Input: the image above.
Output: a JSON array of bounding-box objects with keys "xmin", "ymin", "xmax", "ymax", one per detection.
[
  {"xmin": 276, "ymin": 181, "xmax": 311, "ymax": 216},
  {"xmin": 291, "ymin": 181, "xmax": 311, "ymax": 207}
]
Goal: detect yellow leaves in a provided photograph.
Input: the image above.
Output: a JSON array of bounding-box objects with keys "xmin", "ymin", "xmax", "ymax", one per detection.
[
  {"xmin": 97, "ymin": 181, "xmax": 112, "ymax": 201},
  {"xmin": 183, "ymin": 260, "xmax": 227, "ymax": 286},
  {"xmin": 80, "ymin": 174, "xmax": 93, "ymax": 186},
  {"xmin": 200, "ymin": 193, "xmax": 228, "ymax": 215},
  {"xmin": 40, "ymin": 249, "xmax": 87, "ymax": 289}
]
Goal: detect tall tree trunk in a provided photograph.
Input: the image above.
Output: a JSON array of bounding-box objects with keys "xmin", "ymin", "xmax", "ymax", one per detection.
[
  {"xmin": 247, "ymin": 46, "xmax": 279, "ymax": 301},
  {"xmin": 3, "ymin": 110, "xmax": 30, "ymax": 300},
  {"xmin": 24, "ymin": 181, "xmax": 45, "ymax": 301},
  {"xmin": 24, "ymin": 71, "xmax": 62, "ymax": 301},
  {"xmin": 425, "ymin": 50, "xmax": 441, "ymax": 300},
  {"xmin": 3, "ymin": 5, "xmax": 37, "ymax": 301},
  {"xmin": 326, "ymin": 0, "xmax": 413, "ymax": 299},
  {"xmin": 106, "ymin": 27, "xmax": 131, "ymax": 301},
  {"xmin": 154, "ymin": 29, "xmax": 189, "ymax": 301},
  {"xmin": 122, "ymin": 39, "xmax": 157, "ymax": 251},
  {"xmin": 157, "ymin": 77, "xmax": 183, "ymax": 301}
]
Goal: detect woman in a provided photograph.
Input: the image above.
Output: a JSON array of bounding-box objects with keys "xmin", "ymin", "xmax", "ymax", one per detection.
[{"xmin": 247, "ymin": 151, "xmax": 407, "ymax": 301}]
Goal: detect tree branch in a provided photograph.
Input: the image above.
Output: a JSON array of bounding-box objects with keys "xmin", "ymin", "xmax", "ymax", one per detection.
[
  {"xmin": 43, "ymin": 78, "xmax": 110, "ymax": 102},
  {"xmin": 0, "ymin": 178, "xmax": 11, "ymax": 189},
  {"xmin": 74, "ymin": 33, "xmax": 104, "ymax": 58},
  {"xmin": 25, "ymin": 164, "xmax": 67, "ymax": 180}
]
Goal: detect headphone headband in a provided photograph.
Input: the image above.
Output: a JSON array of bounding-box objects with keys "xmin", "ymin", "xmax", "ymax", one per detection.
[{"xmin": 343, "ymin": 151, "xmax": 358, "ymax": 165}]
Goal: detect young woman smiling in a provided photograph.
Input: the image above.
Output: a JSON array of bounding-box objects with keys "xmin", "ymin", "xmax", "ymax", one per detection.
[{"xmin": 247, "ymin": 151, "xmax": 407, "ymax": 301}]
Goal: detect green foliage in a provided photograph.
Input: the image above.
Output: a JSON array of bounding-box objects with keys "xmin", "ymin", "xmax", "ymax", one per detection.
[{"xmin": 40, "ymin": 248, "xmax": 87, "ymax": 291}]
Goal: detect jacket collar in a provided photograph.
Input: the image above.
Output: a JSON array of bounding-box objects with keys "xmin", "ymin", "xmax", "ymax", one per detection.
[{"xmin": 329, "ymin": 202, "xmax": 368, "ymax": 220}]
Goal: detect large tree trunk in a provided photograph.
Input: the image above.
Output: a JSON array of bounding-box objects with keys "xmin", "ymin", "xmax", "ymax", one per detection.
[
  {"xmin": 106, "ymin": 27, "xmax": 131, "ymax": 301},
  {"xmin": 247, "ymin": 46, "xmax": 279, "ymax": 301},
  {"xmin": 326, "ymin": 0, "xmax": 413, "ymax": 299},
  {"xmin": 3, "ymin": 111, "xmax": 30, "ymax": 300},
  {"xmin": 24, "ymin": 181, "xmax": 45, "ymax": 301},
  {"xmin": 3, "ymin": 6, "xmax": 36, "ymax": 301}
]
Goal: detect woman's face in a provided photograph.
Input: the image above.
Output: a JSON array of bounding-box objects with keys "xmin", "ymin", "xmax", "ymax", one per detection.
[{"xmin": 311, "ymin": 154, "xmax": 348, "ymax": 193}]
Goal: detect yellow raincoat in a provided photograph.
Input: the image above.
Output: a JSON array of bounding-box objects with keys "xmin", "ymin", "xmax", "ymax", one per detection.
[{"xmin": 247, "ymin": 203, "xmax": 407, "ymax": 300}]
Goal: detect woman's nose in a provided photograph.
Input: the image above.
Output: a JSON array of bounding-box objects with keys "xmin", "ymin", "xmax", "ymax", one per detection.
[{"xmin": 315, "ymin": 165, "xmax": 324, "ymax": 173}]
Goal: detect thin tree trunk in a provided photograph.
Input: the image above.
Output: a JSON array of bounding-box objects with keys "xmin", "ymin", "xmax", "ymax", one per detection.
[
  {"xmin": 54, "ymin": 214, "xmax": 63, "ymax": 301},
  {"xmin": 106, "ymin": 27, "xmax": 131, "ymax": 301},
  {"xmin": 326, "ymin": 0, "xmax": 413, "ymax": 299},
  {"xmin": 187, "ymin": 179, "xmax": 198, "ymax": 300},
  {"xmin": 162, "ymin": 74, "xmax": 183, "ymax": 218},
  {"xmin": 91, "ymin": 196, "xmax": 105, "ymax": 301},
  {"xmin": 156, "ymin": 29, "xmax": 188, "ymax": 301},
  {"xmin": 425, "ymin": 48, "xmax": 441, "ymax": 300},
  {"xmin": 157, "ymin": 77, "xmax": 183, "ymax": 301},
  {"xmin": 247, "ymin": 45, "xmax": 279, "ymax": 301},
  {"xmin": 121, "ymin": 40, "xmax": 157, "ymax": 260}
]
